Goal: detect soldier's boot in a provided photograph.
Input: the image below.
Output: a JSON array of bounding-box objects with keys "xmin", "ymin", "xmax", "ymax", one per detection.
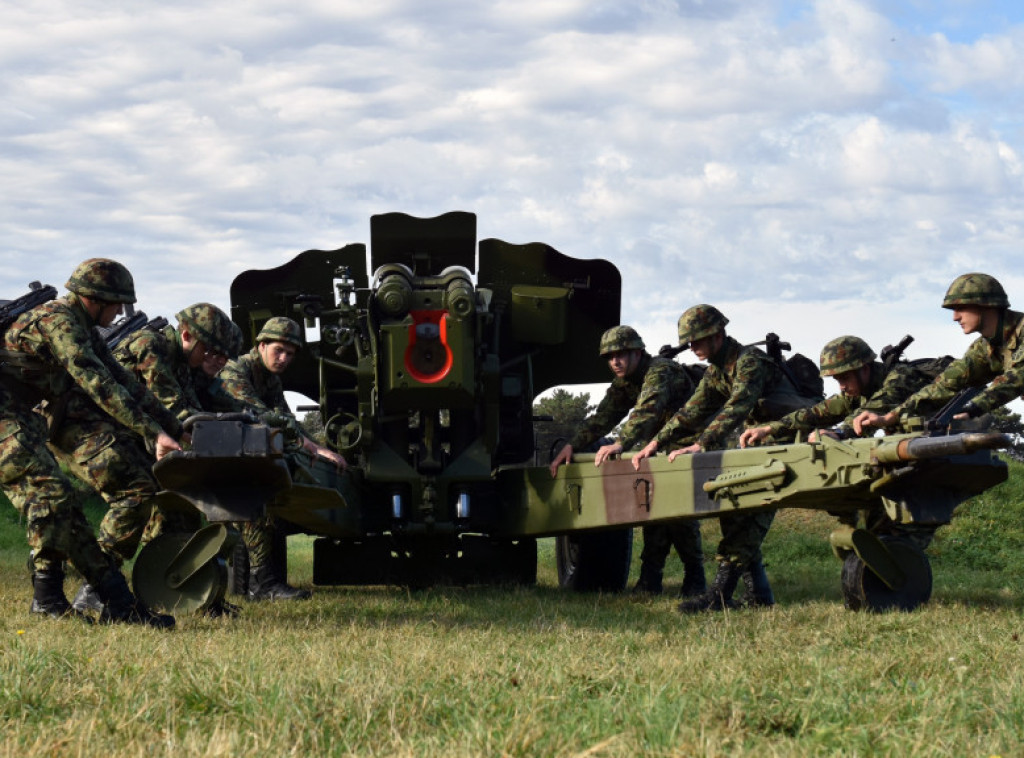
[
  {"xmin": 630, "ymin": 563, "xmax": 664, "ymax": 596},
  {"xmin": 678, "ymin": 560, "xmax": 741, "ymax": 614},
  {"xmin": 679, "ymin": 559, "xmax": 707, "ymax": 598},
  {"xmin": 94, "ymin": 570, "xmax": 175, "ymax": 629},
  {"xmin": 71, "ymin": 583, "xmax": 105, "ymax": 616},
  {"xmin": 247, "ymin": 564, "xmax": 312, "ymax": 602},
  {"xmin": 739, "ymin": 558, "xmax": 775, "ymax": 608},
  {"xmin": 30, "ymin": 568, "xmax": 93, "ymax": 623}
]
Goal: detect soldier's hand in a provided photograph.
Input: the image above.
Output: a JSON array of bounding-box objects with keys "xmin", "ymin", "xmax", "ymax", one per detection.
[
  {"xmin": 667, "ymin": 442, "xmax": 702, "ymax": 462},
  {"xmin": 155, "ymin": 432, "xmax": 181, "ymax": 460},
  {"xmin": 594, "ymin": 442, "xmax": 623, "ymax": 466},
  {"xmin": 852, "ymin": 411, "xmax": 893, "ymax": 435},
  {"xmin": 549, "ymin": 445, "xmax": 573, "ymax": 478},
  {"xmin": 739, "ymin": 426, "xmax": 770, "ymax": 448},
  {"xmin": 631, "ymin": 440, "xmax": 659, "ymax": 471}
]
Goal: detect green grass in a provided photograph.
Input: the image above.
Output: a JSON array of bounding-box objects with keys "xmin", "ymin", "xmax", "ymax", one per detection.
[{"xmin": 1, "ymin": 464, "xmax": 1023, "ymax": 756}]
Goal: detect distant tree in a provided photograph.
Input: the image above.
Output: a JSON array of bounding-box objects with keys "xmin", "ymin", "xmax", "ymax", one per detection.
[
  {"xmin": 533, "ymin": 389, "xmax": 594, "ymax": 463},
  {"xmin": 988, "ymin": 406, "xmax": 1024, "ymax": 460},
  {"xmin": 301, "ymin": 410, "xmax": 326, "ymax": 444}
]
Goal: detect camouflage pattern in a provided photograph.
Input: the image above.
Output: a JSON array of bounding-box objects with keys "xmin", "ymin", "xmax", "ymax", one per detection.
[
  {"xmin": 218, "ymin": 347, "xmax": 301, "ymax": 565},
  {"xmin": 175, "ymin": 303, "xmax": 238, "ymax": 357},
  {"xmin": 2, "ymin": 293, "xmax": 186, "ymax": 570},
  {"xmin": 598, "ymin": 325, "xmax": 644, "ymax": 356},
  {"xmin": 892, "ymin": 309, "xmax": 1024, "ymax": 418},
  {"xmin": 677, "ymin": 304, "xmax": 728, "ymax": 345},
  {"xmin": 654, "ymin": 336, "xmax": 808, "ymax": 451},
  {"xmin": 819, "ymin": 336, "xmax": 876, "ymax": 377},
  {"xmin": 767, "ymin": 362, "xmax": 931, "ymax": 438},
  {"xmin": 0, "ymin": 399, "xmax": 115, "ymax": 586},
  {"xmin": 256, "ymin": 316, "xmax": 303, "ymax": 349},
  {"xmin": 651, "ymin": 334, "xmax": 815, "ymax": 566},
  {"xmin": 65, "ymin": 258, "xmax": 137, "ymax": 304},
  {"xmin": 569, "ymin": 353, "xmax": 696, "ymax": 452},
  {"xmin": 3, "ymin": 295, "xmax": 183, "ymax": 443},
  {"xmin": 942, "ymin": 272, "xmax": 1009, "ymax": 310},
  {"xmin": 115, "ymin": 324, "xmax": 204, "ymax": 423}
]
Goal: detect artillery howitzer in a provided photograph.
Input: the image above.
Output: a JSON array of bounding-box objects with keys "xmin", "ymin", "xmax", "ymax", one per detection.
[{"xmin": 136, "ymin": 211, "xmax": 1011, "ymax": 615}]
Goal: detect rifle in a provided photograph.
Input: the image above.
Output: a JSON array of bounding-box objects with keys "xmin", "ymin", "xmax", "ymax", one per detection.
[
  {"xmin": 880, "ymin": 334, "xmax": 914, "ymax": 374},
  {"xmin": 99, "ymin": 307, "xmax": 169, "ymax": 351},
  {"xmin": 0, "ymin": 282, "xmax": 58, "ymax": 332},
  {"xmin": 927, "ymin": 386, "xmax": 983, "ymax": 432}
]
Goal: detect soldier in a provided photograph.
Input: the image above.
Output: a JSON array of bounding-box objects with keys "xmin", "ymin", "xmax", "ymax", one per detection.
[
  {"xmin": 854, "ymin": 273, "xmax": 1023, "ymax": 434},
  {"xmin": 0, "ymin": 259, "xmax": 179, "ymax": 627},
  {"xmin": 549, "ymin": 325, "xmax": 706, "ymax": 597},
  {"xmin": 632, "ymin": 305, "xmax": 816, "ymax": 612},
  {"xmin": 218, "ymin": 316, "xmax": 347, "ymax": 601},
  {"xmin": 111, "ymin": 301, "xmax": 242, "ymax": 617},
  {"xmin": 739, "ymin": 335, "xmax": 935, "ymax": 447}
]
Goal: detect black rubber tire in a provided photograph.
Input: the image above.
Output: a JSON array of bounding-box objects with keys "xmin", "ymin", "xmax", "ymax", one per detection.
[
  {"xmin": 556, "ymin": 529, "xmax": 633, "ymax": 592},
  {"xmin": 841, "ymin": 537, "xmax": 933, "ymax": 612}
]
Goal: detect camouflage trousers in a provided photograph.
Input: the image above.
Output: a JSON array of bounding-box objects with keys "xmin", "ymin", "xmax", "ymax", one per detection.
[
  {"xmin": 0, "ymin": 409, "xmax": 114, "ymax": 582},
  {"xmin": 716, "ymin": 510, "xmax": 775, "ymax": 566},
  {"xmin": 239, "ymin": 517, "xmax": 277, "ymax": 567},
  {"xmin": 50, "ymin": 418, "xmax": 196, "ymax": 566},
  {"xmin": 639, "ymin": 520, "xmax": 704, "ymax": 572}
]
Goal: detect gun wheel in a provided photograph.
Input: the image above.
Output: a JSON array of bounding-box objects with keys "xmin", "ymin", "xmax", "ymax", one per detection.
[
  {"xmin": 840, "ymin": 537, "xmax": 932, "ymax": 612},
  {"xmin": 556, "ymin": 528, "xmax": 633, "ymax": 592},
  {"xmin": 133, "ymin": 533, "xmax": 228, "ymax": 615}
]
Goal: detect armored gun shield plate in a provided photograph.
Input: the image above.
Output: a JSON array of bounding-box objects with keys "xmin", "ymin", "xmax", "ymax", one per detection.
[{"xmin": 133, "ymin": 531, "xmax": 229, "ymax": 615}]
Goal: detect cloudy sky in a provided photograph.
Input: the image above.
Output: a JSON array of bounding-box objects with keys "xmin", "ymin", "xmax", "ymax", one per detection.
[{"xmin": 3, "ymin": 0, "xmax": 1022, "ymax": 402}]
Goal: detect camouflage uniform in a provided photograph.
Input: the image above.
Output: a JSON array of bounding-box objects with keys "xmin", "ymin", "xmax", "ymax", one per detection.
[
  {"xmin": 766, "ymin": 362, "xmax": 929, "ymax": 439},
  {"xmin": 661, "ymin": 305, "xmax": 815, "ymax": 612},
  {"xmin": 0, "ymin": 259, "xmax": 176, "ymax": 627},
  {"xmin": 5, "ymin": 295, "xmax": 184, "ymax": 567},
  {"xmin": 890, "ymin": 310, "xmax": 1024, "ymax": 419},
  {"xmin": 218, "ymin": 321, "xmax": 312, "ymax": 600},
  {"xmin": 115, "ymin": 323, "xmax": 206, "ymax": 424},
  {"xmin": 568, "ymin": 333, "xmax": 705, "ymax": 596}
]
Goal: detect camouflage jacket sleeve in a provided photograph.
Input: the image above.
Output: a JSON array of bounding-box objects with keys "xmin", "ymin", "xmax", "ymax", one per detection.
[
  {"xmin": 768, "ymin": 394, "xmax": 852, "ymax": 436},
  {"xmin": 892, "ymin": 346, "xmax": 996, "ymax": 418},
  {"xmin": 654, "ymin": 369, "xmax": 730, "ymax": 448},
  {"xmin": 116, "ymin": 327, "xmax": 203, "ymax": 423},
  {"xmin": 693, "ymin": 349, "xmax": 772, "ymax": 450},
  {"xmin": 616, "ymin": 359, "xmax": 693, "ymax": 451},
  {"xmin": 969, "ymin": 311, "xmax": 1024, "ymax": 413},
  {"xmin": 842, "ymin": 363, "xmax": 929, "ymax": 430},
  {"xmin": 568, "ymin": 380, "xmax": 636, "ymax": 451},
  {"xmin": 14, "ymin": 300, "xmax": 176, "ymax": 443},
  {"xmin": 219, "ymin": 350, "xmax": 300, "ymax": 434}
]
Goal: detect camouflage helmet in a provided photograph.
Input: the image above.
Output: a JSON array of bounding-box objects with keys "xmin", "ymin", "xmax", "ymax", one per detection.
[
  {"xmin": 256, "ymin": 316, "xmax": 303, "ymax": 350},
  {"xmin": 941, "ymin": 273, "xmax": 1009, "ymax": 310},
  {"xmin": 176, "ymin": 303, "xmax": 239, "ymax": 357},
  {"xmin": 819, "ymin": 336, "xmax": 876, "ymax": 377},
  {"xmin": 677, "ymin": 305, "xmax": 728, "ymax": 346},
  {"xmin": 599, "ymin": 325, "xmax": 645, "ymax": 356},
  {"xmin": 65, "ymin": 258, "xmax": 136, "ymax": 304},
  {"xmin": 228, "ymin": 321, "xmax": 245, "ymax": 357}
]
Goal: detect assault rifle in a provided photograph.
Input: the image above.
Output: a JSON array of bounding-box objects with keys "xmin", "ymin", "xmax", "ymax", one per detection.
[
  {"xmin": 881, "ymin": 334, "xmax": 914, "ymax": 374},
  {"xmin": 0, "ymin": 282, "xmax": 58, "ymax": 332},
  {"xmin": 99, "ymin": 306, "xmax": 169, "ymax": 350}
]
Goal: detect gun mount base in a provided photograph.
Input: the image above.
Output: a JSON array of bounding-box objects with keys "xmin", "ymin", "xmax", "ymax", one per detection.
[
  {"xmin": 840, "ymin": 537, "xmax": 933, "ymax": 612},
  {"xmin": 133, "ymin": 528, "xmax": 231, "ymax": 615}
]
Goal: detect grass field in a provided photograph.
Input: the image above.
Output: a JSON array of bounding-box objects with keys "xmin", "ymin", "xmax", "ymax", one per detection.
[{"xmin": 1, "ymin": 464, "xmax": 1022, "ymax": 757}]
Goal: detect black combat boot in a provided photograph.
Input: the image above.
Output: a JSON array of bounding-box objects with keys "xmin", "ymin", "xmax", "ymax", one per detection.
[
  {"xmin": 739, "ymin": 558, "xmax": 775, "ymax": 608},
  {"xmin": 31, "ymin": 568, "xmax": 92, "ymax": 622},
  {"xmin": 678, "ymin": 560, "xmax": 741, "ymax": 614},
  {"xmin": 71, "ymin": 582, "xmax": 104, "ymax": 616},
  {"xmin": 247, "ymin": 564, "xmax": 312, "ymax": 601},
  {"xmin": 94, "ymin": 570, "xmax": 176, "ymax": 629},
  {"xmin": 679, "ymin": 559, "xmax": 707, "ymax": 598},
  {"xmin": 630, "ymin": 564, "xmax": 664, "ymax": 596}
]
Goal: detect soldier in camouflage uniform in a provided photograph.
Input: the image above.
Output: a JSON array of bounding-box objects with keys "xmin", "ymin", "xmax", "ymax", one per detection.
[
  {"xmin": 632, "ymin": 305, "xmax": 817, "ymax": 613},
  {"xmin": 549, "ymin": 326, "xmax": 706, "ymax": 597},
  {"xmin": 855, "ymin": 273, "xmax": 1024, "ymax": 434},
  {"xmin": 109, "ymin": 301, "xmax": 242, "ymax": 617},
  {"xmin": 218, "ymin": 316, "xmax": 347, "ymax": 601},
  {"xmin": 0, "ymin": 259, "xmax": 178, "ymax": 627},
  {"xmin": 739, "ymin": 336, "xmax": 935, "ymax": 446}
]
